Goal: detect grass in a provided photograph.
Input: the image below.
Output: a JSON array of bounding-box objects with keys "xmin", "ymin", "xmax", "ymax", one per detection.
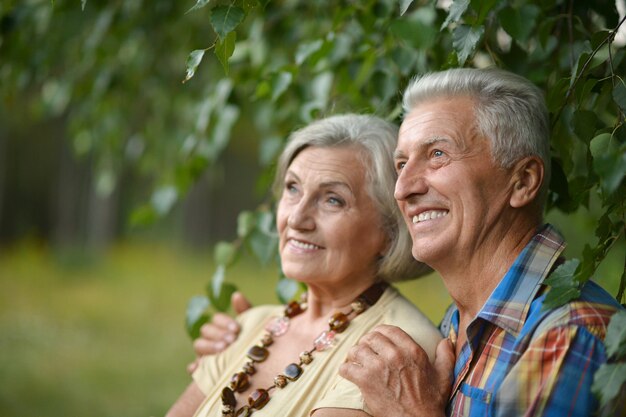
[{"xmin": 0, "ymin": 241, "xmax": 449, "ymax": 417}]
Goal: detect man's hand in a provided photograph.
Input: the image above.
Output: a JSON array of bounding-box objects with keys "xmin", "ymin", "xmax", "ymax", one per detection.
[
  {"xmin": 186, "ymin": 292, "xmax": 252, "ymax": 373},
  {"xmin": 339, "ymin": 324, "xmax": 455, "ymax": 417}
]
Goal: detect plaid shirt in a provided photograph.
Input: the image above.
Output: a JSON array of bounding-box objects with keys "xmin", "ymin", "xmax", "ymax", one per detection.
[{"xmin": 440, "ymin": 224, "xmax": 622, "ymax": 417}]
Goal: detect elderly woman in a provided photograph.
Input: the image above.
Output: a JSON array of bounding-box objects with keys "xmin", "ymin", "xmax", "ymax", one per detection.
[{"xmin": 166, "ymin": 114, "xmax": 441, "ymax": 417}]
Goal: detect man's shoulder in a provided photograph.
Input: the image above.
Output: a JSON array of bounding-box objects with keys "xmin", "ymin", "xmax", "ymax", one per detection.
[{"xmin": 530, "ymin": 280, "xmax": 622, "ymax": 340}]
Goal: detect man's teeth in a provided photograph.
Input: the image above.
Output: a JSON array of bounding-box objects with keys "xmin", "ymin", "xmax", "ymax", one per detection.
[
  {"xmin": 412, "ymin": 210, "xmax": 448, "ymax": 224},
  {"xmin": 291, "ymin": 239, "xmax": 321, "ymax": 250}
]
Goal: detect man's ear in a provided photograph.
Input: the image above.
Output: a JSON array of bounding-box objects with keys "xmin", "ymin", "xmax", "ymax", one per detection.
[{"xmin": 509, "ymin": 156, "xmax": 544, "ymax": 208}]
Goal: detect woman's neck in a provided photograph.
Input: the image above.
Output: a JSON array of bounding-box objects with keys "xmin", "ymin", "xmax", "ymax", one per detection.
[{"xmin": 302, "ymin": 277, "xmax": 379, "ymax": 320}]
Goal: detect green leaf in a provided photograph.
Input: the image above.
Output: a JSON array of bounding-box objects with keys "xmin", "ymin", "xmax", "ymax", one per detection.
[
  {"xmin": 543, "ymin": 259, "xmax": 582, "ymax": 310},
  {"xmin": 295, "ymin": 40, "xmax": 324, "ymax": 66},
  {"xmin": 186, "ymin": 0, "xmax": 212, "ymax": 14},
  {"xmin": 390, "ymin": 12, "xmax": 437, "ymax": 49},
  {"xmin": 498, "ymin": 5, "xmax": 540, "ymax": 42},
  {"xmin": 271, "ymin": 71, "xmax": 293, "ymax": 102},
  {"xmin": 211, "ymin": 282, "xmax": 237, "ymax": 312},
  {"xmin": 591, "ymin": 134, "xmax": 626, "ymax": 195},
  {"xmin": 210, "ymin": 5, "xmax": 245, "ymax": 39},
  {"xmin": 604, "ymin": 310, "xmax": 626, "ymax": 359},
  {"xmin": 571, "ymin": 110, "xmax": 597, "ymax": 143},
  {"xmin": 186, "ymin": 295, "xmax": 211, "ymax": 339},
  {"xmin": 592, "ymin": 362, "xmax": 626, "ymax": 408},
  {"xmin": 210, "ymin": 264, "xmax": 226, "ymax": 299},
  {"xmin": 613, "ymin": 82, "xmax": 626, "ymax": 114},
  {"xmin": 470, "ymin": 0, "xmax": 498, "ymax": 25},
  {"xmin": 183, "ymin": 49, "xmax": 205, "ymax": 83},
  {"xmin": 248, "ymin": 229, "xmax": 278, "ymax": 265},
  {"xmin": 81, "ymin": 0, "xmax": 87, "ymax": 11},
  {"xmin": 276, "ymin": 277, "xmax": 302, "ymax": 304},
  {"xmin": 150, "ymin": 186, "xmax": 178, "ymax": 216},
  {"xmin": 215, "ymin": 31, "xmax": 236, "ymax": 75},
  {"xmin": 399, "ymin": 0, "xmax": 414, "ymax": 16},
  {"xmin": 237, "ymin": 211, "xmax": 256, "ymax": 238},
  {"xmin": 590, "ymin": 133, "xmax": 613, "ymax": 159},
  {"xmin": 129, "ymin": 204, "xmax": 157, "ymax": 227},
  {"xmin": 208, "ymin": 265, "xmax": 237, "ymax": 312},
  {"xmin": 214, "ymin": 241, "xmax": 236, "ymax": 266},
  {"xmin": 544, "ymin": 259, "xmax": 581, "ymax": 287},
  {"xmin": 441, "ymin": 0, "xmax": 470, "ymax": 30},
  {"xmin": 452, "ymin": 24, "xmax": 484, "ymax": 65}
]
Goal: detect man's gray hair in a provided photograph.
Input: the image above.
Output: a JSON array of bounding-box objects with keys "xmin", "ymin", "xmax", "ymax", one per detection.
[
  {"xmin": 403, "ymin": 67, "xmax": 551, "ymax": 207},
  {"xmin": 274, "ymin": 114, "xmax": 431, "ymax": 282}
]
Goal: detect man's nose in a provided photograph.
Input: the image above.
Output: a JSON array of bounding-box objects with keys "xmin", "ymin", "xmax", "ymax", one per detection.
[{"xmin": 394, "ymin": 162, "xmax": 428, "ymax": 202}]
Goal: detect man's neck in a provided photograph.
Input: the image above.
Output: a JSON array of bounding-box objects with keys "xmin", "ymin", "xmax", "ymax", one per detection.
[{"xmin": 439, "ymin": 220, "xmax": 540, "ymax": 321}]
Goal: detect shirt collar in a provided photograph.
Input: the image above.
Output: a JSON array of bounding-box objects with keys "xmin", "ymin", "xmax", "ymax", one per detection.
[{"xmin": 475, "ymin": 223, "xmax": 566, "ymax": 337}]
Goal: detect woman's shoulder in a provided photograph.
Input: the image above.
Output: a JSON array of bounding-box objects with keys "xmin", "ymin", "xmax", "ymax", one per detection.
[
  {"xmin": 236, "ymin": 304, "xmax": 284, "ymax": 329},
  {"xmin": 379, "ymin": 286, "xmax": 443, "ymax": 360}
]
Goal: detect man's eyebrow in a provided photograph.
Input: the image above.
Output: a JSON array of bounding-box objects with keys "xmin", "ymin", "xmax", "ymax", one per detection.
[
  {"xmin": 394, "ymin": 136, "xmax": 450, "ymax": 159},
  {"xmin": 393, "ymin": 149, "xmax": 406, "ymax": 159}
]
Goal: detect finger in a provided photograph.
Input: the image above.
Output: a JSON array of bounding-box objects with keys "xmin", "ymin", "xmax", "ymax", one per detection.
[
  {"xmin": 186, "ymin": 358, "xmax": 200, "ymax": 374},
  {"xmin": 434, "ymin": 338, "xmax": 455, "ymax": 396},
  {"xmin": 193, "ymin": 337, "xmax": 227, "ymax": 356},
  {"xmin": 231, "ymin": 292, "xmax": 252, "ymax": 315},
  {"xmin": 345, "ymin": 340, "xmax": 380, "ymax": 365},
  {"xmin": 341, "ymin": 339, "xmax": 387, "ymax": 385},
  {"xmin": 199, "ymin": 322, "xmax": 233, "ymax": 344},
  {"xmin": 371, "ymin": 324, "xmax": 419, "ymax": 348},
  {"xmin": 212, "ymin": 313, "xmax": 240, "ymax": 334}
]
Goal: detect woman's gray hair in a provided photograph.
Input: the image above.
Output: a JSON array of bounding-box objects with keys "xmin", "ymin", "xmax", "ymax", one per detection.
[
  {"xmin": 274, "ymin": 114, "xmax": 432, "ymax": 282},
  {"xmin": 402, "ymin": 67, "xmax": 551, "ymax": 209}
]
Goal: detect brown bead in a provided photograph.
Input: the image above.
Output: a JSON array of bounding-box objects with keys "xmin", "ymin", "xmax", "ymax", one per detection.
[
  {"xmin": 351, "ymin": 300, "xmax": 366, "ymax": 314},
  {"xmin": 235, "ymin": 406, "xmax": 252, "ymax": 416},
  {"xmin": 243, "ymin": 361, "xmax": 256, "ymax": 375},
  {"xmin": 284, "ymin": 300, "xmax": 304, "ymax": 318},
  {"xmin": 274, "ymin": 374, "xmax": 288, "ymax": 388},
  {"xmin": 248, "ymin": 388, "xmax": 270, "ymax": 410},
  {"xmin": 328, "ymin": 312, "xmax": 350, "ymax": 333},
  {"xmin": 261, "ymin": 333, "xmax": 273, "ymax": 347},
  {"xmin": 221, "ymin": 387, "xmax": 236, "ymax": 408},
  {"xmin": 299, "ymin": 351, "xmax": 313, "ymax": 365},
  {"xmin": 247, "ymin": 345, "xmax": 269, "ymax": 362},
  {"xmin": 229, "ymin": 372, "xmax": 250, "ymax": 393},
  {"xmin": 284, "ymin": 363, "xmax": 303, "ymax": 381}
]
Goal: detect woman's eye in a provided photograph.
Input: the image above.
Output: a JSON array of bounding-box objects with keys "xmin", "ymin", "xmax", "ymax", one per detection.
[{"xmin": 327, "ymin": 196, "xmax": 344, "ymax": 206}]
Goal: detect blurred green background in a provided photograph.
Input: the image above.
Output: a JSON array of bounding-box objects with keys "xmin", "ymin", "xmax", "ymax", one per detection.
[{"xmin": 1, "ymin": 1, "xmax": 625, "ymax": 416}]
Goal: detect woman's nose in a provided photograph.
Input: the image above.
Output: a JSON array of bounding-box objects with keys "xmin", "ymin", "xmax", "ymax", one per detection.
[{"xmin": 287, "ymin": 200, "xmax": 315, "ymax": 230}]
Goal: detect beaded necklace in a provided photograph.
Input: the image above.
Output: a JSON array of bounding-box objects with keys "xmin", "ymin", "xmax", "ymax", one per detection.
[{"xmin": 220, "ymin": 281, "xmax": 389, "ymax": 416}]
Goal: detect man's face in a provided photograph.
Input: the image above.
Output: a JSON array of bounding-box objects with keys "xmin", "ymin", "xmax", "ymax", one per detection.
[{"xmin": 394, "ymin": 96, "xmax": 514, "ymax": 267}]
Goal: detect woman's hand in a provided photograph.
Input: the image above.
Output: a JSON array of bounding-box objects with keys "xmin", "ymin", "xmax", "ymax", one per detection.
[{"xmin": 186, "ymin": 292, "xmax": 252, "ymax": 373}]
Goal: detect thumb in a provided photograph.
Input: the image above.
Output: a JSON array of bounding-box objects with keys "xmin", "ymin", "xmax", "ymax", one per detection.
[
  {"xmin": 434, "ymin": 337, "xmax": 455, "ymax": 398},
  {"xmin": 231, "ymin": 291, "xmax": 252, "ymax": 315}
]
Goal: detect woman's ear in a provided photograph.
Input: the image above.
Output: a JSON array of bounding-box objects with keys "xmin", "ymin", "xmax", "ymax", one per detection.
[{"xmin": 509, "ymin": 156, "xmax": 544, "ymax": 208}]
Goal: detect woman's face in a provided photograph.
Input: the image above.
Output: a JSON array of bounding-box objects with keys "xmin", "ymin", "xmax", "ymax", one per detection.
[{"xmin": 276, "ymin": 146, "xmax": 388, "ymax": 289}]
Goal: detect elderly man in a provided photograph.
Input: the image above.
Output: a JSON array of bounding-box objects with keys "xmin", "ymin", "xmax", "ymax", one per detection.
[
  {"xmin": 338, "ymin": 68, "xmax": 623, "ymax": 416},
  {"xmin": 190, "ymin": 68, "xmax": 623, "ymax": 416}
]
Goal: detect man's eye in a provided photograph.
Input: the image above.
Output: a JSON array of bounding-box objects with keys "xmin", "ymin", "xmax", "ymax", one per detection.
[
  {"xmin": 396, "ymin": 161, "xmax": 406, "ymax": 172},
  {"xmin": 328, "ymin": 196, "xmax": 344, "ymax": 206},
  {"xmin": 432, "ymin": 150, "xmax": 444, "ymax": 157},
  {"xmin": 285, "ymin": 182, "xmax": 298, "ymax": 193}
]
